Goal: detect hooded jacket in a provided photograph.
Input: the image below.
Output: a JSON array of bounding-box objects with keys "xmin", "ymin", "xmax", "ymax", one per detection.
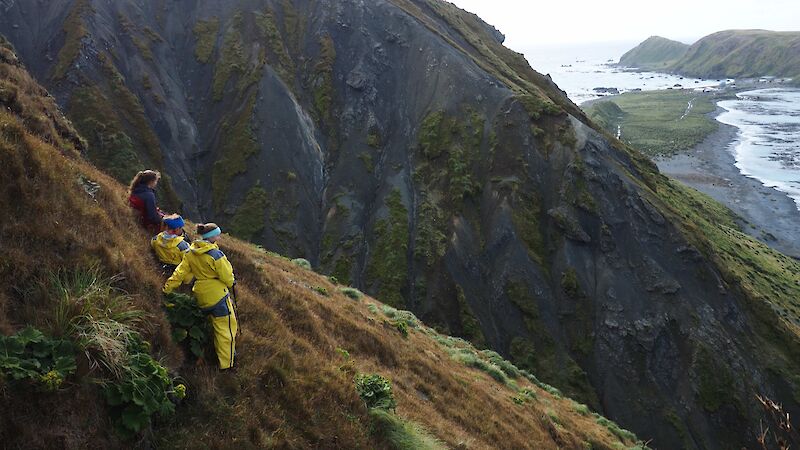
[
  {"xmin": 151, "ymin": 232, "xmax": 190, "ymax": 266},
  {"xmin": 163, "ymin": 240, "xmax": 235, "ymax": 310},
  {"xmin": 130, "ymin": 184, "xmax": 162, "ymax": 226}
]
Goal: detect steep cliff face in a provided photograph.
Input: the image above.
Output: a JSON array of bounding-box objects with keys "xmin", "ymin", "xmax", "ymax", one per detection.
[{"xmin": 2, "ymin": 2, "xmax": 800, "ymax": 449}]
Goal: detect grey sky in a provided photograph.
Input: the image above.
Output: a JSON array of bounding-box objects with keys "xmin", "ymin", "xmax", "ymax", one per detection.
[{"xmin": 448, "ymin": 0, "xmax": 800, "ymax": 47}]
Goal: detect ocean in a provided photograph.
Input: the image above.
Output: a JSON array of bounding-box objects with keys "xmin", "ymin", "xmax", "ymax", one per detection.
[
  {"xmin": 718, "ymin": 89, "xmax": 800, "ymax": 210},
  {"xmin": 521, "ymin": 42, "xmax": 721, "ymax": 104},
  {"xmin": 521, "ymin": 42, "xmax": 800, "ymax": 211}
]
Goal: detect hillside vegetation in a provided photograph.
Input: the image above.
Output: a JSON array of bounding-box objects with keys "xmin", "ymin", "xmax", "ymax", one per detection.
[
  {"xmin": 673, "ymin": 30, "xmax": 800, "ymax": 80},
  {"xmin": 618, "ymin": 36, "xmax": 689, "ymax": 70},
  {"xmin": 0, "ymin": 38, "xmax": 646, "ymax": 449},
  {"xmin": 620, "ymin": 30, "xmax": 800, "ymax": 80}
]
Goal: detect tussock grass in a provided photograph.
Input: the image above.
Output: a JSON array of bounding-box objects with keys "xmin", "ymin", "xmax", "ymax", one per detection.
[
  {"xmin": 340, "ymin": 287, "xmax": 364, "ymax": 300},
  {"xmin": 370, "ymin": 408, "xmax": 445, "ymax": 450},
  {"xmin": 47, "ymin": 267, "xmax": 144, "ymax": 377}
]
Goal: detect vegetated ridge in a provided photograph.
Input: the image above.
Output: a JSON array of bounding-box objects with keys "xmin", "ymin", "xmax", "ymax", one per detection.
[
  {"xmin": 620, "ymin": 30, "xmax": 800, "ymax": 80},
  {"xmin": 617, "ymin": 36, "xmax": 689, "ymax": 71}
]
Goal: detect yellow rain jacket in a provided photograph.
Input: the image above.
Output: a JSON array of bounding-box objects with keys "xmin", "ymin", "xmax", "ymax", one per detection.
[
  {"xmin": 163, "ymin": 240, "xmax": 238, "ymax": 369},
  {"xmin": 151, "ymin": 232, "xmax": 190, "ymax": 266}
]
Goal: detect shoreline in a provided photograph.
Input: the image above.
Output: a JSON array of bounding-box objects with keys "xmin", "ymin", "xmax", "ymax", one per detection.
[
  {"xmin": 656, "ymin": 106, "xmax": 800, "ymax": 258},
  {"xmin": 579, "ymin": 83, "xmax": 800, "ymax": 258}
]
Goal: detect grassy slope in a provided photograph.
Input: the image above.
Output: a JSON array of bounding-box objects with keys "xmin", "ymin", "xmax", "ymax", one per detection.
[
  {"xmin": 618, "ymin": 36, "xmax": 689, "ymax": 70},
  {"xmin": 584, "ymin": 90, "xmax": 718, "ymax": 156},
  {"xmin": 0, "ymin": 42, "xmax": 643, "ymax": 449},
  {"xmin": 671, "ymin": 30, "xmax": 800, "ymax": 79}
]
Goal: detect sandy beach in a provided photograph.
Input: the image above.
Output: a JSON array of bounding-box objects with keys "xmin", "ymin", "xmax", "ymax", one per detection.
[{"xmin": 656, "ymin": 106, "xmax": 800, "ymax": 258}]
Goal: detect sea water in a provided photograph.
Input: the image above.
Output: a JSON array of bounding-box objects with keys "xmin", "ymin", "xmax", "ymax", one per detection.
[
  {"xmin": 521, "ymin": 42, "xmax": 721, "ymax": 104},
  {"xmin": 717, "ymin": 88, "xmax": 800, "ymax": 210}
]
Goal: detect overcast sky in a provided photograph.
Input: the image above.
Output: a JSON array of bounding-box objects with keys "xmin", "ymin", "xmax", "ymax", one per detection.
[{"xmin": 448, "ymin": 0, "xmax": 800, "ymax": 48}]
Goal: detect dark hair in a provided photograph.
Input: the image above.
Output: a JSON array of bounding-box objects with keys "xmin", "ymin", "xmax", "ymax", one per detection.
[
  {"xmin": 128, "ymin": 170, "xmax": 161, "ymax": 194},
  {"xmin": 196, "ymin": 223, "xmax": 219, "ymax": 235}
]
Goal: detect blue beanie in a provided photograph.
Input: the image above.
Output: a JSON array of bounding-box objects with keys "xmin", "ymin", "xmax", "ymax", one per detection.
[{"xmin": 164, "ymin": 215, "xmax": 185, "ymax": 230}]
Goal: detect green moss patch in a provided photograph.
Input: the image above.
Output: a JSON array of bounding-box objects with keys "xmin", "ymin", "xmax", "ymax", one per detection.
[
  {"xmin": 255, "ymin": 9, "xmax": 294, "ymax": 85},
  {"xmin": 211, "ymin": 14, "xmax": 247, "ymax": 101},
  {"xmin": 312, "ymin": 34, "xmax": 336, "ymax": 123},
  {"xmin": 52, "ymin": 0, "xmax": 91, "ymax": 80},
  {"xmin": 457, "ymin": 286, "xmax": 486, "ymax": 348},
  {"xmin": 505, "ymin": 281, "xmax": 599, "ymax": 408},
  {"xmin": 193, "ymin": 18, "xmax": 220, "ymax": 64},
  {"xmin": 366, "ymin": 189, "xmax": 409, "ymax": 308},
  {"xmin": 510, "ymin": 190, "xmax": 545, "ymax": 265},
  {"xmin": 211, "ymin": 94, "xmax": 258, "ymax": 209},
  {"xmin": 228, "ymin": 185, "xmax": 269, "ymax": 241}
]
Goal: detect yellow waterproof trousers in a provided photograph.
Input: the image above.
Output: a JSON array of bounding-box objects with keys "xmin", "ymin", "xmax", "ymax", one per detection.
[{"xmin": 205, "ymin": 296, "xmax": 238, "ymax": 370}]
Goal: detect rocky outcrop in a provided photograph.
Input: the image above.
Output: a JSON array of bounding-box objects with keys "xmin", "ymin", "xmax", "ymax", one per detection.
[{"xmin": 2, "ymin": 2, "xmax": 800, "ymax": 449}]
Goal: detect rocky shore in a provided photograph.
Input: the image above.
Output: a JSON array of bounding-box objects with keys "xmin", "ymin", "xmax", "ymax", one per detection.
[{"xmin": 657, "ymin": 106, "xmax": 800, "ymax": 258}]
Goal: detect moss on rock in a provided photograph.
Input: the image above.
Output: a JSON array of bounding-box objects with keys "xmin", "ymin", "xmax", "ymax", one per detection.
[
  {"xmin": 211, "ymin": 94, "xmax": 258, "ymax": 210},
  {"xmin": 229, "ymin": 185, "xmax": 269, "ymax": 241},
  {"xmin": 457, "ymin": 286, "xmax": 486, "ymax": 348},
  {"xmin": 255, "ymin": 9, "xmax": 294, "ymax": 85},
  {"xmin": 193, "ymin": 18, "xmax": 220, "ymax": 64},
  {"xmin": 312, "ymin": 34, "xmax": 336, "ymax": 123},
  {"xmin": 52, "ymin": 0, "xmax": 91, "ymax": 80},
  {"xmin": 366, "ymin": 189, "xmax": 409, "ymax": 308},
  {"xmin": 211, "ymin": 14, "xmax": 246, "ymax": 101}
]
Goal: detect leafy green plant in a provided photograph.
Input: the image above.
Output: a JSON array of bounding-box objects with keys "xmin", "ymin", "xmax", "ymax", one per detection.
[
  {"xmin": 164, "ymin": 293, "xmax": 211, "ymax": 359},
  {"xmin": 355, "ymin": 373, "xmax": 397, "ymax": 411},
  {"xmin": 0, "ymin": 327, "xmax": 76, "ymax": 391},
  {"xmin": 336, "ymin": 348, "xmax": 351, "ymax": 360},
  {"xmin": 313, "ymin": 286, "xmax": 329, "ymax": 297},
  {"xmin": 103, "ymin": 335, "xmax": 183, "ymax": 437},
  {"xmin": 393, "ymin": 320, "xmax": 409, "ymax": 338}
]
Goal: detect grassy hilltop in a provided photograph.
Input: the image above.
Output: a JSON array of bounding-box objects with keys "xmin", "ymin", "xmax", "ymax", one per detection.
[
  {"xmin": 618, "ymin": 36, "xmax": 689, "ymax": 71},
  {"xmin": 620, "ymin": 30, "xmax": 800, "ymax": 81}
]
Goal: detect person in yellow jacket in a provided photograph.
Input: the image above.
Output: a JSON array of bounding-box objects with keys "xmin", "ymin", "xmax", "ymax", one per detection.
[
  {"xmin": 151, "ymin": 214, "xmax": 190, "ymax": 271},
  {"xmin": 163, "ymin": 223, "xmax": 238, "ymax": 370}
]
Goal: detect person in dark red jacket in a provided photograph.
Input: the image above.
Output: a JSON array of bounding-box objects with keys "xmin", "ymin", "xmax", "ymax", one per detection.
[{"xmin": 128, "ymin": 170, "xmax": 165, "ymax": 233}]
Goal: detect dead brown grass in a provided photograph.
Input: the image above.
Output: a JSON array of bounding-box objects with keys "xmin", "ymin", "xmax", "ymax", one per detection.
[{"xmin": 0, "ymin": 39, "xmax": 637, "ymax": 449}]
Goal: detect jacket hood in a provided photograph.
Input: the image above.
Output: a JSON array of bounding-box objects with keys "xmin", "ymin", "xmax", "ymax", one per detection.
[
  {"xmin": 155, "ymin": 232, "xmax": 184, "ymax": 249},
  {"xmin": 132, "ymin": 184, "xmax": 154, "ymax": 195},
  {"xmin": 191, "ymin": 240, "xmax": 219, "ymax": 254}
]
